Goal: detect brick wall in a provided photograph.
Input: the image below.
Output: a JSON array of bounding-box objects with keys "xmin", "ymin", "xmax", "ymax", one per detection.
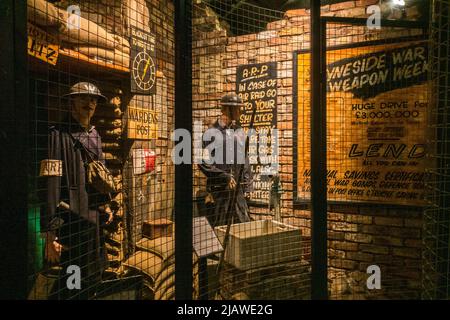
[
  {"xmin": 52, "ymin": 0, "xmax": 176, "ymax": 255},
  {"xmin": 192, "ymin": 0, "xmax": 425, "ymax": 299},
  {"xmin": 122, "ymin": 0, "xmax": 175, "ymax": 244}
]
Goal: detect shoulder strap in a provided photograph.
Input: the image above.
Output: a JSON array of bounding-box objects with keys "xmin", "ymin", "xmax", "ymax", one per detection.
[{"xmin": 65, "ymin": 132, "xmax": 96, "ymax": 163}]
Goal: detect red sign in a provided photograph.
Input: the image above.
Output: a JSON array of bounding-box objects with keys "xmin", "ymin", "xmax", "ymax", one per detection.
[{"xmin": 133, "ymin": 149, "xmax": 156, "ymax": 175}]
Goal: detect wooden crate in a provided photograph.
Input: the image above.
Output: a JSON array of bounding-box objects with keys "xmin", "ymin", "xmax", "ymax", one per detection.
[{"xmin": 215, "ymin": 220, "xmax": 302, "ymax": 270}]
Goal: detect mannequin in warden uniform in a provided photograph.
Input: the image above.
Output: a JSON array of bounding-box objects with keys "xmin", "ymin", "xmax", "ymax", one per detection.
[
  {"xmin": 198, "ymin": 93, "xmax": 253, "ymax": 227},
  {"xmin": 40, "ymin": 82, "xmax": 113, "ymax": 299}
]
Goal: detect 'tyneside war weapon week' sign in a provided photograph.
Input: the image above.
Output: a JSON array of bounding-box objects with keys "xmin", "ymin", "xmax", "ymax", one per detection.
[{"xmin": 296, "ymin": 41, "xmax": 431, "ymax": 206}]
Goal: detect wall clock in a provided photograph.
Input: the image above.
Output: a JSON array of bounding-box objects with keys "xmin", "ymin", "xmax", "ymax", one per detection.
[{"xmin": 132, "ymin": 51, "xmax": 156, "ymax": 92}]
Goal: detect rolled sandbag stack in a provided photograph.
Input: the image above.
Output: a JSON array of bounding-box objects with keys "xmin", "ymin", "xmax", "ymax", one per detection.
[
  {"xmin": 124, "ymin": 0, "xmax": 151, "ymax": 32},
  {"xmin": 75, "ymin": 46, "xmax": 130, "ymax": 68},
  {"xmin": 93, "ymin": 88, "xmax": 127, "ymax": 275},
  {"xmin": 27, "ymin": 0, "xmax": 131, "ymax": 68},
  {"xmin": 54, "ymin": 0, "xmax": 130, "ymax": 68},
  {"xmin": 27, "ymin": 0, "xmax": 65, "ymax": 27}
]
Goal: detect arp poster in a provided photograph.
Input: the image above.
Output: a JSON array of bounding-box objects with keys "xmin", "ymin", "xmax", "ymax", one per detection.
[{"xmin": 236, "ymin": 62, "xmax": 278, "ymax": 204}]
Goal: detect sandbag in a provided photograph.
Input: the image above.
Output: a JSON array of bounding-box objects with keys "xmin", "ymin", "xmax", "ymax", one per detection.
[
  {"xmin": 123, "ymin": 251, "xmax": 164, "ymax": 282},
  {"xmin": 125, "ymin": 0, "xmax": 150, "ymax": 31},
  {"xmin": 154, "ymin": 264, "xmax": 175, "ymax": 300},
  {"xmin": 76, "ymin": 46, "xmax": 130, "ymax": 68},
  {"xmin": 58, "ymin": 11, "xmax": 116, "ymax": 49},
  {"xmin": 113, "ymin": 34, "xmax": 131, "ymax": 56},
  {"xmin": 135, "ymin": 237, "xmax": 174, "ymax": 260},
  {"xmin": 27, "ymin": 0, "xmax": 62, "ymax": 27},
  {"xmin": 153, "ymin": 254, "xmax": 200, "ymax": 300}
]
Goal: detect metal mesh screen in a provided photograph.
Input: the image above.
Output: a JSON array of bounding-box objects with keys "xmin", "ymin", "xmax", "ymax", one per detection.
[
  {"xmin": 26, "ymin": 0, "xmax": 176, "ymax": 300},
  {"xmin": 321, "ymin": 19, "xmax": 428, "ymax": 300},
  {"xmin": 192, "ymin": 0, "xmax": 311, "ymax": 300},
  {"xmin": 19, "ymin": 0, "xmax": 447, "ymax": 301},
  {"xmin": 422, "ymin": 0, "xmax": 450, "ymax": 300}
]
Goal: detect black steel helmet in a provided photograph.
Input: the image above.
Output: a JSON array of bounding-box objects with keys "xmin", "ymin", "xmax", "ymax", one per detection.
[
  {"xmin": 220, "ymin": 93, "xmax": 244, "ymax": 107},
  {"xmin": 63, "ymin": 82, "xmax": 106, "ymax": 101}
]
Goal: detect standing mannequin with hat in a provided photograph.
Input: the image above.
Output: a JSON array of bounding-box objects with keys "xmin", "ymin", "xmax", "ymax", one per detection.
[
  {"xmin": 198, "ymin": 93, "xmax": 253, "ymax": 227},
  {"xmin": 39, "ymin": 82, "xmax": 113, "ymax": 299}
]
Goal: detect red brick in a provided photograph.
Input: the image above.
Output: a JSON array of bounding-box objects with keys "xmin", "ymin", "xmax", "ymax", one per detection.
[
  {"xmin": 330, "ymin": 259, "xmax": 358, "ymax": 270},
  {"xmin": 345, "ymin": 214, "xmax": 372, "ymax": 224},
  {"xmin": 329, "ymin": 231, "xmax": 345, "ymax": 240},
  {"xmin": 288, "ymin": 16, "xmax": 310, "ymax": 26},
  {"xmin": 372, "ymin": 236, "xmax": 403, "ymax": 247},
  {"xmin": 359, "ymin": 244, "xmax": 389, "ymax": 255},
  {"xmin": 301, "ymin": 228, "xmax": 311, "ymax": 237},
  {"xmin": 330, "ymin": 222, "xmax": 358, "ymax": 232},
  {"xmin": 282, "ymin": 78, "xmax": 293, "ymax": 87},
  {"xmin": 404, "ymin": 219, "xmax": 422, "ymax": 228},
  {"xmin": 294, "ymin": 210, "xmax": 311, "ymax": 219},
  {"xmin": 344, "ymin": 233, "xmax": 372, "ymax": 244},
  {"xmin": 330, "ymin": 249, "xmax": 346, "ymax": 259},
  {"xmin": 356, "ymin": 0, "xmax": 380, "ymax": 6},
  {"xmin": 374, "ymin": 217, "xmax": 403, "ymax": 227},
  {"xmin": 404, "ymin": 239, "xmax": 422, "ymax": 248},
  {"xmin": 393, "ymin": 248, "xmax": 421, "ymax": 259},
  {"xmin": 266, "ymin": 19, "xmax": 288, "ymax": 31},
  {"xmin": 372, "ymin": 255, "xmax": 404, "ymax": 266},
  {"xmin": 268, "ymin": 37, "xmax": 291, "ymax": 46},
  {"xmin": 346, "ymin": 252, "xmax": 374, "ymax": 262},
  {"xmin": 392, "ymin": 227, "xmax": 421, "ymax": 239},
  {"xmin": 284, "ymin": 9, "xmax": 308, "ymax": 18},
  {"xmin": 236, "ymin": 34, "xmax": 257, "ymax": 43},
  {"xmin": 338, "ymin": 6, "xmax": 367, "ymax": 18},
  {"xmin": 330, "ymin": 1, "xmax": 356, "ymax": 11},
  {"xmin": 360, "ymin": 225, "xmax": 390, "ymax": 235},
  {"xmin": 280, "ymin": 165, "xmax": 293, "ymax": 173},
  {"xmin": 329, "ymin": 241, "xmax": 359, "ymax": 251},
  {"xmin": 328, "ymin": 213, "xmax": 345, "ymax": 222},
  {"xmin": 257, "ymin": 30, "xmax": 277, "ymax": 40}
]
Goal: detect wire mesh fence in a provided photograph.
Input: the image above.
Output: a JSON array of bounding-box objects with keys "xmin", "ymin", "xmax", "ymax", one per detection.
[
  {"xmin": 21, "ymin": 0, "xmax": 448, "ymax": 301},
  {"xmin": 320, "ymin": 19, "xmax": 428, "ymax": 300},
  {"xmin": 192, "ymin": 0, "xmax": 311, "ymax": 300},
  {"xmin": 26, "ymin": 0, "xmax": 176, "ymax": 300},
  {"xmin": 422, "ymin": 0, "xmax": 450, "ymax": 300}
]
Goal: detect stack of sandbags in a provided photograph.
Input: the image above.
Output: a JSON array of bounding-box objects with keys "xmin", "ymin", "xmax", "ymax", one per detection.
[
  {"xmin": 54, "ymin": 0, "xmax": 124, "ymax": 35},
  {"xmin": 27, "ymin": 0, "xmax": 65, "ymax": 27},
  {"xmin": 75, "ymin": 47, "xmax": 130, "ymax": 68},
  {"xmin": 93, "ymin": 87, "xmax": 126, "ymax": 275},
  {"xmin": 27, "ymin": 0, "xmax": 130, "ymax": 68},
  {"xmin": 66, "ymin": 24, "xmax": 130, "ymax": 67},
  {"xmin": 57, "ymin": 8, "xmax": 130, "ymax": 67},
  {"xmin": 57, "ymin": 12, "xmax": 116, "ymax": 49},
  {"xmin": 124, "ymin": 0, "xmax": 151, "ymax": 32}
]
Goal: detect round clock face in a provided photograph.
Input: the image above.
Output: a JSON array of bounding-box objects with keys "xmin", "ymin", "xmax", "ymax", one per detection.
[{"xmin": 132, "ymin": 51, "xmax": 156, "ymax": 91}]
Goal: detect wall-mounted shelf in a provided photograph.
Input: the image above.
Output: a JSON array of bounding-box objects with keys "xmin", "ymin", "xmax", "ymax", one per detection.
[
  {"xmin": 59, "ymin": 48, "xmax": 130, "ymax": 74},
  {"xmin": 28, "ymin": 47, "xmax": 130, "ymax": 80}
]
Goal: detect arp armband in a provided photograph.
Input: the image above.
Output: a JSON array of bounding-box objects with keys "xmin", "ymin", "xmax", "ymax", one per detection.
[{"xmin": 39, "ymin": 159, "xmax": 62, "ymax": 177}]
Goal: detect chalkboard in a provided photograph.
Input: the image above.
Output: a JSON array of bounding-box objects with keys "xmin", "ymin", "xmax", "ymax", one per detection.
[{"xmin": 236, "ymin": 62, "xmax": 278, "ymax": 204}]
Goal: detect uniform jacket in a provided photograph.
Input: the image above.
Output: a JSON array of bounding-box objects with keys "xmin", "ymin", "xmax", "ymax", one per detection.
[
  {"xmin": 40, "ymin": 117, "xmax": 110, "ymax": 232},
  {"xmin": 198, "ymin": 120, "xmax": 253, "ymax": 227}
]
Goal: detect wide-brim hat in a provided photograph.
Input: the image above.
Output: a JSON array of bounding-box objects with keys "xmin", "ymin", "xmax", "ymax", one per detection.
[
  {"xmin": 63, "ymin": 82, "xmax": 107, "ymax": 101},
  {"xmin": 220, "ymin": 93, "xmax": 245, "ymax": 107}
]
